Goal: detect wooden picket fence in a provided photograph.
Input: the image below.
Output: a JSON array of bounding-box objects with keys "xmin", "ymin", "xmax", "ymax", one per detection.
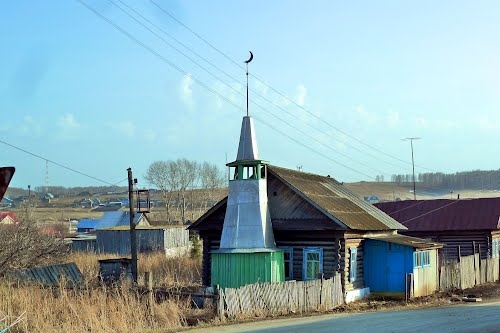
[
  {"xmin": 215, "ymin": 275, "xmax": 344, "ymax": 319},
  {"xmin": 440, "ymin": 254, "xmax": 499, "ymax": 291}
]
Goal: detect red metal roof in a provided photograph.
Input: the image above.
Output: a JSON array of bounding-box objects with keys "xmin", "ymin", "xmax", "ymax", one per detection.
[
  {"xmin": 375, "ymin": 198, "xmax": 500, "ymax": 231},
  {"xmin": 0, "ymin": 212, "xmax": 17, "ymax": 221}
]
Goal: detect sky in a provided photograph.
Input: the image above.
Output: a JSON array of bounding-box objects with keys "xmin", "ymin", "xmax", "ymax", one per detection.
[{"xmin": 1, "ymin": 0, "xmax": 500, "ymax": 189}]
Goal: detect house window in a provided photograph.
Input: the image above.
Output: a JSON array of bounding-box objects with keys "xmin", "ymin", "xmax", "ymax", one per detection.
[
  {"xmin": 279, "ymin": 247, "xmax": 293, "ymax": 280},
  {"xmin": 492, "ymin": 239, "xmax": 499, "ymax": 258},
  {"xmin": 414, "ymin": 250, "xmax": 431, "ymax": 268},
  {"xmin": 303, "ymin": 248, "xmax": 323, "ymax": 280},
  {"xmin": 349, "ymin": 247, "xmax": 357, "ymax": 282}
]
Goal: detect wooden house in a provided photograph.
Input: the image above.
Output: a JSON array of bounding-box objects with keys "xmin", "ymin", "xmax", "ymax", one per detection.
[
  {"xmin": 0, "ymin": 212, "xmax": 17, "ymax": 225},
  {"xmin": 375, "ymin": 198, "xmax": 500, "ymax": 263},
  {"xmin": 190, "ymin": 166, "xmax": 441, "ymax": 300}
]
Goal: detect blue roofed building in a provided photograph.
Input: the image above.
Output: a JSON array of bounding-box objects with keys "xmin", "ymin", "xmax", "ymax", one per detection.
[
  {"xmin": 76, "ymin": 212, "xmax": 150, "ymax": 234},
  {"xmin": 76, "ymin": 218, "xmax": 99, "ymax": 233},
  {"xmin": 97, "ymin": 211, "xmax": 149, "ymax": 229}
]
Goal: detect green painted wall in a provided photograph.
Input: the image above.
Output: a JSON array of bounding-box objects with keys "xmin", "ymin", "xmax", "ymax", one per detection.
[{"xmin": 211, "ymin": 251, "xmax": 284, "ymax": 288}]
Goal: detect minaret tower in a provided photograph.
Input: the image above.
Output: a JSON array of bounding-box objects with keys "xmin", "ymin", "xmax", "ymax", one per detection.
[{"xmin": 211, "ymin": 52, "xmax": 284, "ymax": 288}]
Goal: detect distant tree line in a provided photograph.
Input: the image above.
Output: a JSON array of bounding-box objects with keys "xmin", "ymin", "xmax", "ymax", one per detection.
[
  {"xmin": 145, "ymin": 159, "xmax": 226, "ymax": 224},
  {"xmin": 387, "ymin": 169, "xmax": 500, "ymax": 190},
  {"xmin": 6, "ymin": 185, "xmax": 128, "ymax": 199}
]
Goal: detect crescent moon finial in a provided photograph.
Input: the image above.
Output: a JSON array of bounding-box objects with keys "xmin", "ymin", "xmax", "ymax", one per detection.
[{"xmin": 245, "ymin": 51, "xmax": 253, "ymax": 63}]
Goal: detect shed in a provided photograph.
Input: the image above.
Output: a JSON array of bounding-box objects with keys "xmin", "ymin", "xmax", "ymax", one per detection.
[
  {"xmin": 364, "ymin": 234, "xmax": 442, "ymax": 297},
  {"xmin": 98, "ymin": 258, "xmax": 132, "ymax": 283},
  {"xmin": 68, "ymin": 235, "xmax": 97, "ymax": 252},
  {"xmin": 96, "ymin": 225, "xmax": 190, "ymax": 256}
]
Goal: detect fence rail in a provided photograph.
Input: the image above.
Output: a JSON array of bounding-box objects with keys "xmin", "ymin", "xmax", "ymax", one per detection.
[
  {"xmin": 216, "ymin": 275, "xmax": 343, "ymax": 319},
  {"xmin": 440, "ymin": 254, "xmax": 499, "ymax": 291}
]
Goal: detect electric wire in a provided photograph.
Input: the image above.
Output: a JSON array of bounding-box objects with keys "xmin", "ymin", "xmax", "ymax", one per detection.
[
  {"xmin": 75, "ymin": 0, "xmax": 500, "ymax": 223},
  {"xmin": 105, "ymin": 0, "xmax": 392, "ymax": 177},
  {"xmin": 150, "ymin": 0, "xmax": 437, "ymax": 173},
  {"xmin": 115, "ymin": 0, "xmax": 408, "ymax": 174},
  {"xmin": 0, "ymin": 139, "xmax": 128, "ymax": 187},
  {"xmin": 75, "ymin": 0, "xmax": 378, "ymax": 180}
]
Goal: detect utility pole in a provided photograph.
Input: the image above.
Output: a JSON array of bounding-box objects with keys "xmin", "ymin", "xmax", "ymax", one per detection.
[
  {"xmin": 402, "ymin": 137, "xmax": 421, "ymax": 200},
  {"xmin": 127, "ymin": 167, "xmax": 138, "ymax": 283}
]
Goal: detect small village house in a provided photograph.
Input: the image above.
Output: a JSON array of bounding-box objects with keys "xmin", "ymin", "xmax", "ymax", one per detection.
[
  {"xmin": 375, "ymin": 198, "xmax": 500, "ymax": 263},
  {"xmin": 76, "ymin": 211, "xmax": 149, "ymax": 234},
  {"xmin": 189, "ymin": 116, "xmax": 442, "ymax": 300},
  {"xmin": 0, "ymin": 212, "xmax": 17, "ymax": 224}
]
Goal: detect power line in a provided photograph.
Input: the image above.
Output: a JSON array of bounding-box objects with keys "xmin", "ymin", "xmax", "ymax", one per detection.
[
  {"xmin": 150, "ymin": 0, "xmax": 437, "ymax": 173},
  {"xmin": 75, "ymin": 0, "xmax": 497, "ymax": 203},
  {"xmin": 74, "ymin": 0, "xmax": 380, "ymax": 180},
  {"xmin": 0, "ymin": 139, "xmax": 127, "ymax": 187},
  {"xmin": 105, "ymin": 0, "xmax": 394, "ymax": 177},
  {"xmin": 402, "ymin": 200, "xmax": 459, "ymax": 223}
]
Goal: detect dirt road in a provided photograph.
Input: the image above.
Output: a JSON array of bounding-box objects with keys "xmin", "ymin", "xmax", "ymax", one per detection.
[{"xmin": 187, "ymin": 299, "xmax": 500, "ymax": 333}]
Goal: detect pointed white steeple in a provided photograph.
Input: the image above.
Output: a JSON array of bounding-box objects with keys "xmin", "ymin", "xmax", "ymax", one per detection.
[{"xmin": 219, "ymin": 115, "xmax": 276, "ymax": 250}]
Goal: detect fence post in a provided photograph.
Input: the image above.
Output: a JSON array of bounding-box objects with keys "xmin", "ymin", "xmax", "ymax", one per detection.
[
  {"xmin": 319, "ymin": 275, "xmax": 324, "ymax": 309},
  {"xmin": 409, "ymin": 273, "xmax": 414, "ymax": 299},
  {"xmin": 214, "ymin": 284, "xmax": 225, "ymax": 322},
  {"xmin": 405, "ymin": 273, "xmax": 408, "ymax": 302},
  {"xmin": 472, "ymin": 241, "xmax": 477, "ymax": 285},
  {"xmin": 145, "ymin": 271, "xmax": 154, "ymax": 317}
]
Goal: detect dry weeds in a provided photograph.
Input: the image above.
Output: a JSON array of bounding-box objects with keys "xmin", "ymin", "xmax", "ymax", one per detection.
[{"xmin": 0, "ymin": 252, "xmax": 205, "ymax": 333}]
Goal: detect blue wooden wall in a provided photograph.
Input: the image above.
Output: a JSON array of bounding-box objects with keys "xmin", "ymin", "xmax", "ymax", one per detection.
[{"xmin": 364, "ymin": 239, "xmax": 414, "ymax": 293}]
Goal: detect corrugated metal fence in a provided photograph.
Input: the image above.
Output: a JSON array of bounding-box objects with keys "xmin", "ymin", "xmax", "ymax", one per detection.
[
  {"xmin": 217, "ymin": 275, "xmax": 343, "ymax": 319},
  {"xmin": 440, "ymin": 254, "xmax": 499, "ymax": 291},
  {"xmin": 9, "ymin": 262, "xmax": 84, "ymax": 287}
]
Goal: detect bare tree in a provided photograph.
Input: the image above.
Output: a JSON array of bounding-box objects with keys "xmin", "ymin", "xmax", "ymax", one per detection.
[
  {"xmin": 199, "ymin": 162, "xmax": 226, "ymax": 212},
  {"xmin": 176, "ymin": 159, "xmax": 199, "ymax": 223},
  {"xmin": 145, "ymin": 161, "xmax": 176, "ymax": 223},
  {"xmin": 0, "ymin": 202, "xmax": 69, "ymax": 275},
  {"xmin": 145, "ymin": 159, "xmax": 227, "ymax": 223}
]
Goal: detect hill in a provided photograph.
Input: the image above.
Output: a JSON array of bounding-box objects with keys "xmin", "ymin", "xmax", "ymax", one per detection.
[{"xmin": 344, "ymin": 181, "xmax": 500, "ymax": 201}]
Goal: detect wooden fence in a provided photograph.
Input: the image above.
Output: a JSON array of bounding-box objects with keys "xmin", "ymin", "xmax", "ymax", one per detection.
[
  {"xmin": 216, "ymin": 275, "xmax": 344, "ymax": 319},
  {"xmin": 440, "ymin": 254, "xmax": 499, "ymax": 291}
]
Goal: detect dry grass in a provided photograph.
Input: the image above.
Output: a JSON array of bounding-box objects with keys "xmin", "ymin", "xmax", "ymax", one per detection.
[
  {"xmin": 70, "ymin": 252, "xmax": 202, "ymax": 287},
  {"xmin": 0, "ymin": 253, "xmax": 205, "ymax": 333},
  {"xmin": 0, "ymin": 281, "xmax": 188, "ymax": 333}
]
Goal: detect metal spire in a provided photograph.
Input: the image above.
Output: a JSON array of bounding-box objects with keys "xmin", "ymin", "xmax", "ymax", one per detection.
[{"xmin": 244, "ymin": 51, "xmax": 253, "ymax": 117}]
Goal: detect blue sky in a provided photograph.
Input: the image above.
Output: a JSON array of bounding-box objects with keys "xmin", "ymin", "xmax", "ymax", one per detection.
[{"xmin": 1, "ymin": 0, "xmax": 500, "ymax": 188}]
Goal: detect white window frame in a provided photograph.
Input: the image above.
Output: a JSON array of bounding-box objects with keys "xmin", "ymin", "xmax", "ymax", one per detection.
[
  {"xmin": 279, "ymin": 247, "xmax": 294, "ymax": 280},
  {"xmin": 302, "ymin": 248, "xmax": 323, "ymax": 280},
  {"xmin": 349, "ymin": 247, "xmax": 357, "ymax": 282},
  {"xmin": 414, "ymin": 250, "xmax": 431, "ymax": 268},
  {"xmin": 492, "ymin": 239, "xmax": 499, "ymax": 258}
]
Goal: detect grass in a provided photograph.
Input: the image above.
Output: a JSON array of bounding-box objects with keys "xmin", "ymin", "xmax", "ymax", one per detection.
[
  {"xmin": 70, "ymin": 252, "xmax": 202, "ymax": 287},
  {"xmin": 0, "ymin": 252, "xmax": 206, "ymax": 333}
]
